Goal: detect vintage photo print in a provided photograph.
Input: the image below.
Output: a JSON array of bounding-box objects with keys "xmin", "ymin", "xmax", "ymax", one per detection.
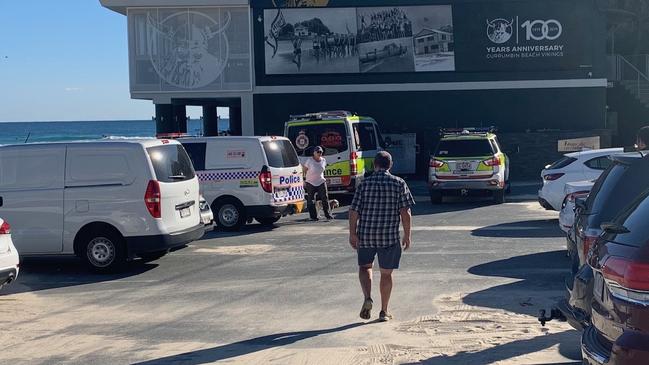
[{"xmin": 264, "ymin": 7, "xmax": 359, "ymax": 74}]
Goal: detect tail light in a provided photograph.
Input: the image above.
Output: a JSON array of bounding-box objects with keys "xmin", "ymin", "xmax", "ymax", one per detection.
[
  {"xmin": 567, "ymin": 191, "xmax": 589, "ymax": 203},
  {"xmin": 543, "ymin": 173, "xmax": 565, "ymax": 181},
  {"xmin": 602, "ymin": 257, "xmax": 649, "ymax": 303},
  {"xmin": 483, "ymin": 156, "xmax": 501, "ymax": 167},
  {"xmin": 144, "ymin": 180, "xmax": 161, "ymax": 218},
  {"xmin": 0, "ymin": 221, "xmax": 10, "ymax": 235},
  {"xmin": 429, "ymin": 158, "xmax": 445, "ymax": 168},
  {"xmin": 350, "ymin": 151, "xmax": 358, "ymax": 176},
  {"xmin": 259, "ymin": 167, "xmax": 272, "ymax": 193}
]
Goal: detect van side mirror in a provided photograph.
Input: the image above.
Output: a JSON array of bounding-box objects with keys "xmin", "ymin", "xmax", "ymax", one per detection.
[
  {"xmin": 382, "ymin": 137, "xmax": 393, "ymax": 148},
  {"xmin": 601, "ymin": 222, "xmax": 630, "ymax": 234}
]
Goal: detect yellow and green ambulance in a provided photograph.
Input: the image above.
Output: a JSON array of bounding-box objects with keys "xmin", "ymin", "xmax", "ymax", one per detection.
[
  {"xmin": 429, "ymin": 128, "xmax": 510, "ymax": 204},
  {"xmin": 285, "ymin": 111, "xmax": 384, "ymax": 194}
]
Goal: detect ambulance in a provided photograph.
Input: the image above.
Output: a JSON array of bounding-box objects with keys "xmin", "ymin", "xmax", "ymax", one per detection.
[
  {"xmin": 178, "ymin": 136, "xmax": 305, "ymax": 231},
  {"xmin": 284, "ymin": 111, "xmax": 385, "ymax": 194},
  {"xmin": 429, "ymin": 127, "xmax": 510, "ymax": 204}
]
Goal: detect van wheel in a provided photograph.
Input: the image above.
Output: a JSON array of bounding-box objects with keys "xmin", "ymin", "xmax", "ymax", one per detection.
[
  {"xmin": 493, "ymin": 189, "xmax": 506, "ymax": 204},
  {"xmin": 214, "ymin": 198, "xmax": 246, "ymax": 231},
  {"xmin": 256, "ymin": 217, "xmax": 281, "ymax": 226},
  {"xmin": 83, "ymin": 231, "xmax": 126, "ymax": 273},
  {"xmin": 430, "ymin": 191, "xmax": 443, "ymax": 204}
]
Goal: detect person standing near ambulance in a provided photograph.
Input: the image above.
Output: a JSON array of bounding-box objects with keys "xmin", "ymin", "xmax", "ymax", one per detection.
[{"xmin": 303, "ymin": 146, "xmax": 333, "ymax": 221}]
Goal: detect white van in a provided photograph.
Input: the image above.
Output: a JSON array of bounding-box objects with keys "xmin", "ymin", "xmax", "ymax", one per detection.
[
  {"xmin": 0, "ymin": 139, "xmax": 204, "ymax": 272},
  {"xmin": 178, "ymin": 136, "xmax": 305, "ymax": 231},
  {"xmin": 285, "ymin": 111, "xmax": 385, "ymax": 194}
]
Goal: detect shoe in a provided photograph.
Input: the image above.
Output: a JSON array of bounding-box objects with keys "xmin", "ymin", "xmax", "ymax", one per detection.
[
  {"xmin": 310, "ymin": 217, "xmax": 319, "ymax": 221},
  {"xmin": 325, "ymin": 214, "xmax": 334, "ymax": 220},
  {"xmin": 378, "ymin": 310, "xmax": 393, "ymax": 322},
  {"xmin": 359, "ymin": 298, "xmax": 373, "ymax": 320}
]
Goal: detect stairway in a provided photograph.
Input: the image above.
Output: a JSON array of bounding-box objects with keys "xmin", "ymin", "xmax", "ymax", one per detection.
[{"xmin": 619, "ymin": 79, "xmax": 649, "ymax": 107}]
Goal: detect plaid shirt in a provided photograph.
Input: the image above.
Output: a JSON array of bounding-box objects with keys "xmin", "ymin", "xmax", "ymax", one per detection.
[{"xmin": 350, "ymin": 170, "xmax": 415, "ymax": 248}]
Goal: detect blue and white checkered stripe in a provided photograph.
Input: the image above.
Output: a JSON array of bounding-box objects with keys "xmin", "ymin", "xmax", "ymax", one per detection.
[
  {"xmin": 274, "ymin": 185, "xmax": 305, "ymax": 203},
  {"xmin": 197, "ymin": 171, "xmax": 259, "ymax": 182}
]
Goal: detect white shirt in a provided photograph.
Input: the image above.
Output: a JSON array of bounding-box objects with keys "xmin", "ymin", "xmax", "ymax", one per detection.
[{"xmin": 304, "ymin": 157, "xmax": 327, "ymax": 186}]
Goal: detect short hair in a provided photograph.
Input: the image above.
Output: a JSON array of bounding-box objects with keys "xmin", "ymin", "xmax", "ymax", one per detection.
[
  {"xmin": 637, "ymin": 126, "xmax": 649, "ymax": 145},
  {"xmin": 374, "ymin": 151, "xmax": 393, "ymax": 170}
]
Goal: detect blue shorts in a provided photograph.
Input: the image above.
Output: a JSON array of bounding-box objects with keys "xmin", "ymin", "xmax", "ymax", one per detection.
[{"xmin": 358, "ymin": 244, "xmax": 402, "ymax": 269}]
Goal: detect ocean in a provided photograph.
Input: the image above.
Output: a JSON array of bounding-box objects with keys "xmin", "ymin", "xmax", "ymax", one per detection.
[{"xmin": 0, "ymin": 119, "xmax": 230, "ymax": 145}]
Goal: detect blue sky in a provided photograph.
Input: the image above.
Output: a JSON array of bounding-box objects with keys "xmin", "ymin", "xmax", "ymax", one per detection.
[{"xmin": 0, "ymin": 1, "xmax": 221, "ymax": 122}]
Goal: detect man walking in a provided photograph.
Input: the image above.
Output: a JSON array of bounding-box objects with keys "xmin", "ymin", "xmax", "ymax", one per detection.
[
  {"xmin": 349, "ymin": 151, "xmax": 414, "ymax": 322},
  {"xmin": 303, "ymin": 146, "xmax": 333, "ymax": 221}
]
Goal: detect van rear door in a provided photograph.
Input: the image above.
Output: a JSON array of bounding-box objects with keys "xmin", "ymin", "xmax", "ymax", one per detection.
[
  {"xmin": 0, "ymin": 145, "xmax": 65, "ymax": 253},
  {"xmin": 146, "ymin": 143, "xmax": 201, "ymax": 233},
  {"xmin": 261, "ymin": 139, "xmax": 304, "ymax": 204},
  {"xmin": 286, "ymin": 121, "xmax": 350, "ymax": 187}
]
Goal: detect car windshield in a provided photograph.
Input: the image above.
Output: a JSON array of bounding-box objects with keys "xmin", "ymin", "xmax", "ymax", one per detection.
[
  {"xmin": 435, "ymin": 139, "xmax": 495, "ymax": 158},
  {"xmin": 607, "ymin": 188, "xmax": 649, "ymax": 248},
  {"xmin": 287, "ymin": 123, "xmax": 348, "ymax": 156},
  {"xmin": 546, "ymin": 156, "xmax": 577, "ymax": 170}
]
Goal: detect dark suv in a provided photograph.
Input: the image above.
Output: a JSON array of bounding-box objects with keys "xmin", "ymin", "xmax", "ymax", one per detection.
[
  {"xmin": 552, "ymin": 152, "xmax": 649, "ymax": 331},
  {"xmin": 582, "ymin": 188, "xmax": 649, "ymax": 364}
]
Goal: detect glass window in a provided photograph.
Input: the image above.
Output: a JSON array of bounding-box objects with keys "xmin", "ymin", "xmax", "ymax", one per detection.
[
  {"xmin": 262, "ymin": 140, "xmax": 300, "ymax": 168},
  {"xmin": 607, "ymin": 189, "xmax": 649, "ymax": 247},
  {"xmin": 435, "ymin": 139, "xmax": 495, "ymax": 157},
  {"xmin": 287, "ymin": 123, "xmax": 348, "ymax": 156},
  {"xmin": 353, "ymin": 123, "xmax": 378, "ymax": 151},
  {"xmin": 587, "ymin": 163, "xmax": 627, "ymax": 213},
  {"xmin": 146, "ymin": 144, "xmax": 196, "ymax": 183},
  {"xmin": 181, "ymin": 142, "xmax": 206, "ymax": 171},
  {"xmin": 546, "ymin": 156, "xmax": 578, "ymax": 170},
  {"xmin": 584, "ymin": 156, "xmax": 613, "ymax": 171}
]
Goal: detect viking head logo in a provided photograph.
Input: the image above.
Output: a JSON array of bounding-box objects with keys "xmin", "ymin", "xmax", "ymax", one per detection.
[
  {"xmin": 486, "ymin": 18, "xmax": 513, "ymax": 44},
  {"xmin": 147, "ymin": 11, "xmax": 231, "ymax": 89}
]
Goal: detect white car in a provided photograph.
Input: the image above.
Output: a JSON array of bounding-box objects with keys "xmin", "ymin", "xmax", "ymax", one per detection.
[
  {"xmin": 558, "ymin": 180, "xmax": 594, "ymax": 233},
  {"xmin": 0, "ymin": 139, "xmax": 204, "ymax": 272},
  {"xmin": 538, "ymin": 148, "xmax": 623, "ymax": 211},
  {"xmin": 0, "ymin": 218, "xmax": 19, "ymax": 289}
]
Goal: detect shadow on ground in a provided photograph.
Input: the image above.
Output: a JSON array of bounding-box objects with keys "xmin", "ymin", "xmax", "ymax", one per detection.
[
  {"xmin": 471, "ymin": 219, "xmax": 564, "ymax": 238},
  {"xmin": 132, "ymin": 323, "xmax": 368, "ymax": 365},
  {"xmin": 2, "ymin": 257, "xmax": 157, "ymax": 295},
  {"xmin": 458, "ymin": 250, "xmax": 581, "ymax": 362}
]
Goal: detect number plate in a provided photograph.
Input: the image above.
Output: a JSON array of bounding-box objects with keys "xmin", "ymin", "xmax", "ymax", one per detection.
[
  {"xmin": 457, "ymin": 161, "xmax": 473, "ymax": 170},
  {"xmin": 328, "ymin": 177, "xmax": 342, "ymax": 185},
  {"xmin": 180, "ymin": 207, "xmax": 191, "ymax": 218}
]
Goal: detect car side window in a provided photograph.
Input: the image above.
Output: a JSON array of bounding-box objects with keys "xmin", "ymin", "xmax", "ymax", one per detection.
[
  {"xmin": 182, "ymin": 142, "xmax": 207, "ymax": 171},
  {"xmin": 585, "ymin": 156, "xmax": 611, "ymax": 171},
  {"xmin": 353, "ymin": 123, "xmax": 378, "ymax": 151}
]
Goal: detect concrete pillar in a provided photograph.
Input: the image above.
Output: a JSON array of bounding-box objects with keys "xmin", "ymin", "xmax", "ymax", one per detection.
[
  {"xmin": 155, "ymin": 104, "xmax": 187, "ymax": 135},
  {"xmin": 229, "ymin": 106, "xmax": 242, "ymax": 136},
  {"xmin": 202, "ymin": 105, "xmax": 219, "ymax": 136},
  {"xmin": 241, "ymin": 94, "xmax": 255, "ymax": 136}
]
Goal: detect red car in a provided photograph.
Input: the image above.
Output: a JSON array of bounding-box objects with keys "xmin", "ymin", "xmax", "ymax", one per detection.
[{"xmin": 582, "ymin": 188, "xmax": 649, "ymax": 364}]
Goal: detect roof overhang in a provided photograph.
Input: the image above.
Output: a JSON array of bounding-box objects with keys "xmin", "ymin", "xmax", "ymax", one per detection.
[{"xmin": 99, "ymin": 0, "xmax": 250, "ymax": 15}]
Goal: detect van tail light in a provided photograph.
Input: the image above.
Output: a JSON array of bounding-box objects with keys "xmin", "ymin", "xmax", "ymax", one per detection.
[
  {"xmin": 0, "ymin": 221, "xmax": 10, "ymax": 235},
  {"xmin": 259, "ymin": 167, "xmax": 273, "ymax": 193},
  {"xmin": 144, "ymin": 180, "xmax": 161, "ymax": 218},
  {"xmin": 602, "ymin": 257, "xmax": 649, "ymax": 304},
  {"xmin": 350, "ymin": 152, "xmax": 358, "ymax": 176},
  {"xmin": 543, "ymin": 173, "xmax": 565, "ymax": 181},
  {"xmin": 429, "ymin": 158, "xmax": 445, "ymax": 168},
  {"xmin": 483, "ymin": 156, "xmax": 501, "ymax": 167}
]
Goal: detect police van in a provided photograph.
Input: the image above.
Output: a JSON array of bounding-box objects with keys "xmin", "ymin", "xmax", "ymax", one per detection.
[
  {"xmin": 284, "ymin": 111, "xmax": 385, "ymax": 194},
  {"xmin": 429, "ymin": 127, "xmax": 510, "ymax": 204},
  {"xmin": 178, "ymin": 136, "xmax": 305, "ymax": 230}
]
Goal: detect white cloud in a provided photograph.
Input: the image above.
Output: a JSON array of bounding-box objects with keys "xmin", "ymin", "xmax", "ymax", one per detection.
[{"xmin": 64, "ymin": 87, "xmax": 83, "ymax": 92}]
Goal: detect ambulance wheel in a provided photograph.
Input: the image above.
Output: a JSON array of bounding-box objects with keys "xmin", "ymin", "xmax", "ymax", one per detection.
[
  {"xmin": 430, "ymin": 191, "xmax": 443, "ymax": 204},
  {"xmin": 256, "ymin": 217, "xmax": 281, "ymax": 226},
  {"xmin": 214, "ymin": 198, "xmax": 246, "ymax": 231},
  {"xmin": 493, "ymin": 189, "xmax": 506, "ymax": 204}
]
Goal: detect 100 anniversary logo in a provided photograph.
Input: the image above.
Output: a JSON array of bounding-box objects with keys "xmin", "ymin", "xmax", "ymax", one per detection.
[{"xmin": 485, "ymin": 16, "xmax": 564, "ymax": 60}]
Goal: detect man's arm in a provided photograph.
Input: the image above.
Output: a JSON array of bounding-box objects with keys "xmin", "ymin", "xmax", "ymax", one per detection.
[
  {"xmin": 400, "ymin": 207, "xmax": 412, "ymax": 250},
  {"xmin": 349, "ymin": 209, "xmax": 360, "ymax": 250}
]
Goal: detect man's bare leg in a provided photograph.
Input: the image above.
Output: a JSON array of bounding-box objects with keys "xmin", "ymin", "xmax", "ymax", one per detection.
[
  {"xmin": 380, "ymin": 269, "xmax": 393, "ymax": 313},
  {"xmin": 359, "ymin": 264, "xmax": 373, "ymax": 299}
]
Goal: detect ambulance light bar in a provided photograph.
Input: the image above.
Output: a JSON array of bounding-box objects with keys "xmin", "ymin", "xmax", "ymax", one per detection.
[
  {"xmin": 440, "ymin": 127, "xmax": 497, "ymax": 136},
  {"xmin": 289, "ymin": 110, "xmax": 355, "ymax": 121}
]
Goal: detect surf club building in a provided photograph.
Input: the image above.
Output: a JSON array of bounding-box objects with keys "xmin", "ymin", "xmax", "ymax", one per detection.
[{"xmin": 101, "ymin": 0, "xmax": 608, "ymax": 177}]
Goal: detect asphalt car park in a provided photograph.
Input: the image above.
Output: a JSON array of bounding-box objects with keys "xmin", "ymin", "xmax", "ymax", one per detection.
[{"xmin": 0, "ymin": 181, "xmax": 584, "ymax": 365}]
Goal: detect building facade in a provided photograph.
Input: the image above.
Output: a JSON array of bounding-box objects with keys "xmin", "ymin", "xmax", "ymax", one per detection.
[{"xmin": 101, "ymin": 0, "xmax": 608, "ymax": 176}]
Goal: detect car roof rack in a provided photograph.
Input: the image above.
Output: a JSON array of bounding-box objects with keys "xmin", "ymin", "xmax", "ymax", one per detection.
[
  {"xmin": 440, "ymin": 126, "xmax": 497, "ymax": 137},
  {"xmin": 289, "ymin": 110, "xmax": 355, "ymax": 121}
]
